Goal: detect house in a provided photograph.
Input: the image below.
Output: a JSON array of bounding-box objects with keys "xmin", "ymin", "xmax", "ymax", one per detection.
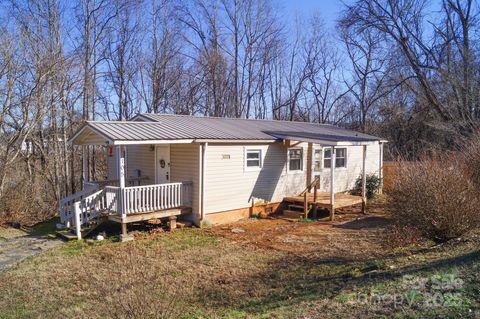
[{"xmin": 59, "ymin": 113, "xmax": 386, "ymax": 240}]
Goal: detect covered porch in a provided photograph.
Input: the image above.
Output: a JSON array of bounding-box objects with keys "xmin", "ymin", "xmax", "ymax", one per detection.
[
  {"xmin": 59, "ymin": 122, "xmax": 198, "ymax": 240},
  {"xmin": 274, "ymin": 131, "xmax": 386, "ymax": 221}
]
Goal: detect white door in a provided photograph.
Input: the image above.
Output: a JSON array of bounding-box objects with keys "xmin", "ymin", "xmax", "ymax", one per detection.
[
  {"xmin": 155, "ymin": 145, "xmax": 170, "ymax": 184},
  {"xmin": 312, "ymin": 148, "xmax": 322, "ymax": 190}
]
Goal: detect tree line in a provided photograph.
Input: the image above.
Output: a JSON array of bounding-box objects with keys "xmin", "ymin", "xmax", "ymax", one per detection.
[{"xmin": 0, "ymin": 0, "xmax": 479, "ymax": 221}]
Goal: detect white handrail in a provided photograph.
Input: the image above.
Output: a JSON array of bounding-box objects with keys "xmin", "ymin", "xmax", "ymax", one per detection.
[
  {"xmin": 123, "ymin": 181, "xmax": 192, "ymax": 215},
  {"xmin": 59, "ymin": 181, "xmax": 193, "ymax": 238}
]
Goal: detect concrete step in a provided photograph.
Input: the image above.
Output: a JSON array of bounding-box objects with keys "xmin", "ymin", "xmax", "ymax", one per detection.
[{"xmin": 282, "ymin": 210, "xmax": 304, "ymax": 219}]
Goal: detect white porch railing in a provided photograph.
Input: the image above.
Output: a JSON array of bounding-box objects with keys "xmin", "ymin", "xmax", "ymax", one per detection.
[
  {"xmin": 59, "ymin": 186, "xmax": 99, "ymax": 227},
  {"xmin": 59, "ymin": 181, "xmax": 193, "ymax": 239},
  {"xmin": 122, "ymin": 181, "xmax": 193, "ymax": 214},
  {"xmin": 60, "ymin": 189, "xmax": 107, "ymax": 239}
]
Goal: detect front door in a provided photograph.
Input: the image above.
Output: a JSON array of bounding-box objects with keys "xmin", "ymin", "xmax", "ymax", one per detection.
[
  {"xmin": 155, "ymin": 145, "xmax": 170, "ymax": 184},
  {"xmin": 312, "ymin": 148, "xmax": 322, "ymax": 190}
]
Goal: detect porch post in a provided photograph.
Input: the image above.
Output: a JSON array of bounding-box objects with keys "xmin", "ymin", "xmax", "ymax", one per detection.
[
  {"xmin": 306, "ymin": 142, "xmax": 313, "ymax": 187},
  {"xmin": 82, "ymin": 145, "xmax": 88, "ymax": 189},
  {"xmin": 378, "ymin": 142, "xmax": 384, "ymax": 194},
  {"xmin": 200, "ymin": 142, "xmax": 208, "ymax": 224},
  {"xmin": 361, "ymin": 145, "xmax": 367, "ymax": 214},
  {"xmin": 329, "ymin": 146, "xmax": 336, "ymax": 221},
  {"xmin": 116, "ymin": 145, "xmax": 127, "ymax": 236},
  {"xmin": 74, "ymin": 201, "xmax": 82, "ymax": 240}
]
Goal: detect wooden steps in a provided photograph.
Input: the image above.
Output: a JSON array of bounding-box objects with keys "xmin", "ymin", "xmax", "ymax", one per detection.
[
  {"xmin": 282, "ymin": 210, "xmax": 304, "ymax": 219},
  {"xmin": 282, "ymin": 199, "xmax": 308, "ymax": 219},
  {"xmin": 288, "ymin": 204, "xmax": 305, "ymax": 210},
  {"xmin": 56, "ymin": 216, "xmax": 108, "ymax": 241}
]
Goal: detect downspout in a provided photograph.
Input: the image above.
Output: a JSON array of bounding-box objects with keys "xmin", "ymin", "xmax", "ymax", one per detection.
[{"xmin": 200, "ymin": 142, "xmax": 208, "ymax": 224}]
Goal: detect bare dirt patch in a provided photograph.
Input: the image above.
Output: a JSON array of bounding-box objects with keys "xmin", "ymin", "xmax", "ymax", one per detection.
[{"xmin": 209, "ymin": 209, "xmax": 392, "ymax": 260}]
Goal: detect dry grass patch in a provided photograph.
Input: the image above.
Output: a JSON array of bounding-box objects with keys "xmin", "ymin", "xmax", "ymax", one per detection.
[
  {"xmin": 0, "ymin": 229, "xmax": 287, "ymax": 318},
  {"xmin": 0, "ymin": 218, "xmax": 478, "ymax": 319}
]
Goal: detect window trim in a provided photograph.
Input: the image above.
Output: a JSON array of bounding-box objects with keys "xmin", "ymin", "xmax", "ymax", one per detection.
[
  {"xmin": 287, "ymin": 147, "xmax": 304, "ymax": 173},
  {"xmin": 244, "ymin": 148, "xmax": 262, "ymax": 171},
  {"xmin": 323, "ymin": 147, "xmax": 347, "ymax": 169}
]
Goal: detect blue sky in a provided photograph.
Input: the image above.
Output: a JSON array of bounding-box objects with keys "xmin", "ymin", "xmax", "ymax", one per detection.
[{"xmin": 282, "ymin": 0, "xmax": 354, "ymax": 30}]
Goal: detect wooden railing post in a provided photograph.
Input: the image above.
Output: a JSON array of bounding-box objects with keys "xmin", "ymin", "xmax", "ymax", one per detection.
[
  {"xmin": 303, "ymin": 192, "xmax": 308, "ymax": 218},
  {"xmin": 312, "ymin": 177, "xmax": 319, "ymax": 219},
  {"xmin": 74, "ymin": 201, "xmax": 82, "ymax": 240}
]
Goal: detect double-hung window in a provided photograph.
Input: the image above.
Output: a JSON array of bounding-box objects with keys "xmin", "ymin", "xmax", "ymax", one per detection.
[
  {"xmin": 288, "ymin": 148, "xmax": 303, "ymax": 172},
  {"xmin": 323, "ymin": 148, "xmax": 347, "ymax": 169},
  {"xmin": 245, "ymin": 149, "xmax": 262, "ymax": 170}
]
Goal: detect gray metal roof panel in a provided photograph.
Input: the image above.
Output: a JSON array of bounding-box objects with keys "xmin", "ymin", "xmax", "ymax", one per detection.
[{"xmin": 81, "ymin": 114, "xmax": 383, "ymax": 142}]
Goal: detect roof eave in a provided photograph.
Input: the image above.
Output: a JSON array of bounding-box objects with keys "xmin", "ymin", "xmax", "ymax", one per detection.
[{"xmin": 69, "ymin": 122, "xmax": 114, "ymax": 146}]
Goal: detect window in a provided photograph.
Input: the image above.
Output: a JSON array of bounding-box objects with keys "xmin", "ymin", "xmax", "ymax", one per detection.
[
  {"xmin": 245, "ymin": 149, "xmax": 262, "ymax": 169},
  {"xmin": 288, "ymin": 148, "xmax": 303, "ymax": 171},
  {"xmin": 323, "ymin": 148, "xmax": 347, "ymax": 168},
  {"xmin": 313, "ymin": 149, "xmax": 322, "ymax": 172}
]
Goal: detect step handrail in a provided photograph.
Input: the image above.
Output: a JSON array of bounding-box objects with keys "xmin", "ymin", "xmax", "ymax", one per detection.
[{"xmin": 299, "ymin": 176, "xmax": 320, "ymax": 196}]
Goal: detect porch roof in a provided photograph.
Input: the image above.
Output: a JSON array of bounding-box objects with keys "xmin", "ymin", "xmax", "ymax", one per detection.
[{"xmin": 70, "ymin": 113, "xmax": 385, "ymax": 146}]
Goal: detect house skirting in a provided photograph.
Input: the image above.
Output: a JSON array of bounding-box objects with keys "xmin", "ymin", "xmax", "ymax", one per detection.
[{"xmin": 204, "ymin": 202, "xmax": 283, "ymax": 225}]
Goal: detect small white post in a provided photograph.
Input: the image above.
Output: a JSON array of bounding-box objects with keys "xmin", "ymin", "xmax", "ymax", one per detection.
[
  {"xmin": 362, "ymin": 145, "xmax": 367, "ymax": 214},
  {"xmin": 82, "ymin": 145, "xmax": 88, "ymax": 189},
  {"xmin": 329, "ymin": 146, "xmax": 336, "ymax": 221},
  {"xmin": 74, "ymin": 201, "xmax": 82, "ymax": 240},
  {"xmin": 378, "ymin": 142, "xmax": 384, "ymax": 194}
]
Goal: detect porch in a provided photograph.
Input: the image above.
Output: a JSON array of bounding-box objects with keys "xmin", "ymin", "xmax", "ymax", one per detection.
[{"xmin": 59, "ymin": 180, "xmax": 193, "ymax": 239}]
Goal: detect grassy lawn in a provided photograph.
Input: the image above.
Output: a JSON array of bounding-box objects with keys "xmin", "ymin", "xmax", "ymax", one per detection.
[{"xmin": 0, "ymin": 216, "xmax": 478, "ymax": 318}]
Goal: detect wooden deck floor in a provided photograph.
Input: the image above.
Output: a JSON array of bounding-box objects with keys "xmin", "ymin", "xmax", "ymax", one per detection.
[{"xmin": 283, "ymin": 192, "xmax": 363, "ymax": 209}]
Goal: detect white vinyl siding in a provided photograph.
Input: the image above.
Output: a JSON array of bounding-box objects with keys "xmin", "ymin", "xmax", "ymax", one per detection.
[
  {"xmin": 107, "ymin": 145, "xmax": 155, "ymax": 183},
  {"xmin": 170, "ymin": 144, "xmax": 200, "ymax": 219},
  {"xmin": 317, "ymin": 144, "xmax": 380, "ymax": 192},
  {"xmin": 104, "ymin": 140, "xmax": 382, "ymax": 220},
  {"xmin": 204, "ymin": 142, "xmax": 308, "ymax": 214},
  {"xmin": 125, "ymin": 145, "xmax": 155, "ymax": 183}
]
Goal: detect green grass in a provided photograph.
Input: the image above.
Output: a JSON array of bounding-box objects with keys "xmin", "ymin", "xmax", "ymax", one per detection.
[{"xmin": 30, "ymin": 217, "xmax": 59, "ymax": 237}]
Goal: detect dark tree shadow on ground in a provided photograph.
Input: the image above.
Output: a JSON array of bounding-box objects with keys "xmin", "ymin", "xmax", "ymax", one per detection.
[{"xmin": 197, "ymin": 245, "xmax": 480, "ymax": 315}]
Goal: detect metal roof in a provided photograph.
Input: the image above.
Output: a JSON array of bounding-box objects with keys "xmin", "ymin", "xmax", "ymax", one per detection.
[{"xmin": 71, "ymin": 113, "xmax": 383, "ymax": 145}]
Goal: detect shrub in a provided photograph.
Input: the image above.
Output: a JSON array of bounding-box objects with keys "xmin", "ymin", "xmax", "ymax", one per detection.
[
  {"xmin": 461, "ymin": 131, "xmax": 480, "ymax": 187},
  {"xmin": 353, "ymin": 173, "xmax": 381, "ymax": 199},
  {"xmin": 0, "ymin": 178, "xmax": 54, "ymax": 227},
  {"xmin": 388, "ymin": 159, "xmax": 480, "ymax": 242}
]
